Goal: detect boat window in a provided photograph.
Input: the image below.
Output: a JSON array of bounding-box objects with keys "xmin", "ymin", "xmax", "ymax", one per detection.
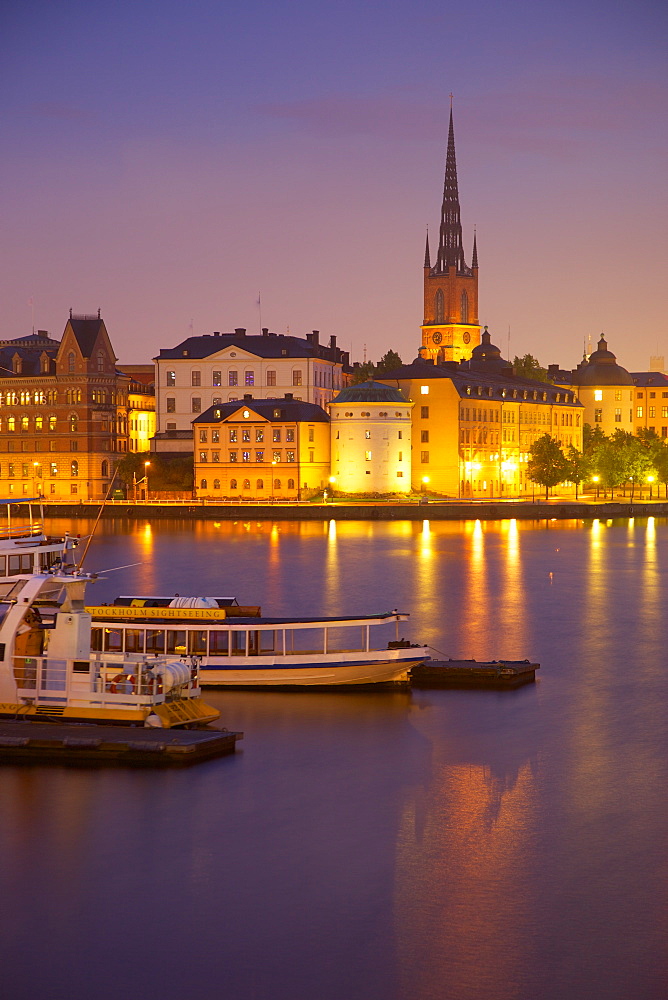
[
  {"xmin": 248, "ymin": 631, "xmax": 259, "ymax": 655},
  {"xmin": 188, "ymin": 630, "xmax": 208, "ymax": 655},
  {"xmin": 146, "ymin": 629, "xmax": 165, "ymax": 654},
  {"xmin": 0, "ymin": 556, "xmax": 5, "ymax": 577},
  {"xmin": 260, "ymin": 630, "xmax": 275, "ymax": 654},
  {"xmin": 166, "ymin": 630, "xmax": 187, "ymax": 655},
  {"xmin": 208, "ymin": 630, "xmax": 229, "ymax": 656},
  {"xmin": 91, "ymin": 628, "xmax": 103, "ymax": 651},
  {"xmin": 103, "ymin": 628, "xmax": 123, "ymax": 653},
  {"xmin": 125, "ymin": 629, "xmax": 144, "ymax": 653},
  {"xmin": 231, "ymin": 631, "xmax": 246, "ymax": 656},
  {"xmin": 8, "ymin": 554, "xmax": 32, "ymax": 574}
]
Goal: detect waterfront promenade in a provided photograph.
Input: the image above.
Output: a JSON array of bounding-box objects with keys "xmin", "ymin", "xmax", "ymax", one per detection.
[{"xmin": 43, "ymin": 496, "xmax": 668, "ymax": 522}]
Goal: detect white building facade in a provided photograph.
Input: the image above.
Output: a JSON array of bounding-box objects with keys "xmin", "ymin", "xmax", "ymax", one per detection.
[
  {"xmin": 329, "ymin": 381, "xmax": 413, "ymax": 494},
  {"xmin": 153, "ymin": 328, "xmax": 348, "ymax": 454}
]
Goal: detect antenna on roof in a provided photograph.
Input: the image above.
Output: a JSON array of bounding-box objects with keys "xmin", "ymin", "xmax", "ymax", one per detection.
[
  {"xmin": 257, "ymin": 292, "xmax": 262, "ymax": 333},
  {"xmin": 29, "ymin": 296, "xmax": 34, "ymax": 335},
  {"xmin": 507, "ymin": 325, "xmax": 510, "ymax": 361}
]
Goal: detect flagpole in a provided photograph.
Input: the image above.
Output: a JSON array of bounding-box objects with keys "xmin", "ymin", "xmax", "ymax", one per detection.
[{"xmin": 258, "ymin": 292, "xmax": 262, "ymax": 333}]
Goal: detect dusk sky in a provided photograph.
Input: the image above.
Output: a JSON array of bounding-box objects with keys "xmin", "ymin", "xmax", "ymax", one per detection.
[{"xmin": 1, "ymin": 0, "xmax": 666, "ymax": 370}]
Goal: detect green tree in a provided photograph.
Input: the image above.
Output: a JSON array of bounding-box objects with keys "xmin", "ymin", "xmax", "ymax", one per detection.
[
  {"xmin": 513, "ymin": 354, "xmax": 548, "ymax": 381},
  {"xmin": 375, "ymin": 349, "xmax": 402, "ymax": 375},
  {"xmin": 114, "ymin": 451, "xmax": 150, "ymax": 487},
  {"xmin": 653, "ymin": 442, "xmax": 668, "ymax": 498},
  {"xmin": 566, "ymin": 445, "xmax": 592, "ymax": 499},
  {"xmin": 527, "ymin": 434, "xmax": 570, "ymax": 499},
  {"xmin": 350, "ymin": 362, "xmax": 376, "ymax": 385}
]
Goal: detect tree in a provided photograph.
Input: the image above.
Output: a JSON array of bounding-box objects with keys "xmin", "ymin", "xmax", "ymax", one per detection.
[
  {"xmin": 350, "ymin": 362, "xmax": 376, "ymax": 385},
  {"xmin": 513, "ymin": 354, "xmax": 548, "ymax": 382},
  {"xmin": 375, "ymin": 350, "xmax": 402, "ymax": 375},
  {"xmin": 566, "ymin": 445, "xmax": 592, "ymax": 499},
  {"xmin": 527, "ymin": 434, "xmax": 570, "ymax": 499}
]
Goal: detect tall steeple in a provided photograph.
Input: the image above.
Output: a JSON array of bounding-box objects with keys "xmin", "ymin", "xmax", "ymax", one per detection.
[
  {"xmin": 435, "ymin": 107, "xmax": 469, "ymax": 275},
  {"xmin": 424, "ymin": 229, "xmax": 431, "ymax": 268},
  {"xmin": 420, "ymin": 99, "xmax": 480, "ymax": 363}
]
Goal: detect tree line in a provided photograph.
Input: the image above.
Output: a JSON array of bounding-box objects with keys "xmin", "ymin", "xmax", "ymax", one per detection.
[{"xmin": 528, "ymin": 427, "xmax": 668, "ymax": 499}]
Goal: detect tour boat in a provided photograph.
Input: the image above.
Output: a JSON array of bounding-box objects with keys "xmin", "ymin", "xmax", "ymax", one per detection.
[
  {"xmin": 0, "ymin": 497, "xmax": 78, "ymax": 579},
  {"xmin": 85, "ymin": 595, "xmax": 428, "ymax": 687},
  {"xmin": 0, "ymin": 572, "xmax": 220, "ymax": 727}
]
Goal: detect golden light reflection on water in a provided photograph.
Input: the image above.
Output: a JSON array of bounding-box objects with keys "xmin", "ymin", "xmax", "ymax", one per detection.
[{"xmin": 394, "ymin": 759, "xmax": 537, "ymax": 1000}]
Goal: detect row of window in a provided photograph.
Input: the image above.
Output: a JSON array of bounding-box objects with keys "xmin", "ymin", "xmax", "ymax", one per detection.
[
  {"xmin": 172, "ymin": 370, "xmax": 307, "ymax": 388},
  {"xmin": 0, "ymin": 389, "xmax": 124, "ymax": 406},
  {"xmin": 0, "ymin": 460, "xmax": 109, "ymax": 478},
  {"xmin": 637, "ymin": 406, "xmax": 668, "ymax": 418},
  {"xmin": 199, "ymin": 478, "xmax": 297, "ymax": 492},
  {"xmin": 637, "ymin": 391, "xmax": 668, "ymax": 399},
  {"xmin": 200, "ymin": 450, "xmax": 298, "ymax": 464},
  {"xmin": 198, "ymin": 427, "xmax": 306, "ymax": 444}
]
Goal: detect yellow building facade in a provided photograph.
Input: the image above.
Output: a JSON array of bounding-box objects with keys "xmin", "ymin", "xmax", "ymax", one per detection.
[{"xmin": 192, "ymin": 394, "xmax": 330, "ymax": 500}]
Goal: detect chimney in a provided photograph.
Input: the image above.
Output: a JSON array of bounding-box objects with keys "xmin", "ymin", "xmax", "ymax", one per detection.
[
  {"xmin": 306, "ymin": 333, "xmax": 313, "ymax": 344},
  {"xmin": 284, "ymin": 393, "xmax": 294, "ymax": 401},
  {"xmin": 235, "ymin": 327, "xmax": 246, "ymax": 337},
  {"xmin": 329, "ymin": 335, "xmax": 337, "ymax": 351},
  {"xmin": 243, "ymin": 393, "xmax": 253, "ymax": 401},
  {"xmin": 262, "ymin": 327, "xmax": 269, "ymax": 337},
  {"xmin": 213, "ymin": 331, "xmax": 221, "ymax": 337},
  {"xmin": 312, "ymin": 330, "xmax": 320, "ymax": 345}
]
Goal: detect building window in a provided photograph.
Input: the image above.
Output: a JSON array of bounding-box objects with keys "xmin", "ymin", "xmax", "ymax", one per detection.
[
  {"xmin": 192, "ymin": 398, "xmax": 201, "ymax": 413},
  {"xmin": 594, "ymin": 389, "xmax": 603, "ymax": 401},
  {"xmin": 649, "ymin": 407, "xmax": 656, "ymax": 418},
  {"xmin": 256, "ymin": 479, "xmax": 264, "ymax": 490},
  {"xmin": 309, "ymin": 450, "xmax": 314, "ymax": 462},
  {"xmin": 211, "ymin": 429, "xmax": 219, "ymax": 443},
  {"xmin": 167, "ymin": 370, "xmax": 176, "ymax": 386},
  {"xmin": 594, "ymin": 408, "xmax": 603, "ymax": 423},
  {"xmin": 421, "ymin": 430, "xmax": 429, "ymax": 443},
  {"xmin": 365, "ymin": 429, "xmax": 371, "ymax": 439},
  {"xmin": 243, "ymin": 479, "xmax": 250, "ymax": 490},
  {"xmin": 615, "ymin": 408, "xmax": 622, "ymax": 422},
  {"xmin": 70, "ymin": 484, "xmax": 78, "ymax": 495},
  {"xmin": 166, "ymin": 398, "xmax": 176, "ymax": 412},
  {"xmin": 421, "ymin": 406, "xmax": 429, "ymax": 418},
  {"xmin": 213, "ymin": 479, "xmax": 221, "ymax": 489},
  {"xmin": 70, "ymin": 440, "xmax": 78, "ymax": 451},
  {"xmin": 421, "ymin": 451, "xmax": 429, "ymax": 463},
  {"xmin": 286, "ymin": 451, "xmax": 295, "ymax": 463},
  {"xmin": 35, "ymin": 415, "xmax": 43, "ymax": 432},
  {"xmin": 229, "ymin": 371, "xmax": 238, "ymax": 386},
  {"xmin": 213, "ymin": 371, "xmax": 221, "ymax": 387},
  {"xmin": 200, "ymin": 479, "xmax": 207, "ymax": 490},
  {"xmin": 637, "ymin": 406, "xmax": 643, "ymax": 418},
  {"xmin": 245, "ymin": 371, "xmax": 254, "ymax": 386},
  {"xmin": 191, "ymin": 371, "xmax": 201, "ymax": 386},
  {"xmin": 211, "ymin": 451, "xmax": 220, "ymax": 462},
  {"xmin": 199, "ymin": 451, "xmax": 207, "ymax": 463},
  {"xmin": 365, "ymin": 450, "xmax": 372, "ymax": 461},
  {"xmin": 256, "ymin": 451, "xmax": 264, "ymax": 462},
  {"xmin": 69, "ymin": 414, "xmax": 78, "ymax": 433},
  {"xmin": 20, "ymin": 415, "xmax": 29, "ymax": 432},
  {"xmin": 273, "ymin": 451, "xmax": 281, "ymax": 463},
  {"xmin": 7, "ymin": 416, "xmax": 15, "ymax": 433},
  {"xmin": 286, "ymin": 429, "xmax": 295, "ymax": 442},
  {"xmin": 50, "ymin": 462, "xmax": 57, "ymax": 476},
  {"xmin": 397, "ymin": 471, "xmax": 403, "ymax": 478},
  {"xmin": 242, "ymin": 428, "xmax": 250, "ymax": 442},
  {"xmin": 267, "ymin": 371, "xmax": 276, "ymax": 386},
  {"xmin": 230, "ymin": 479, "xmax": 237, "ymax": 490},
  {"xmin": 273, "ymin": 429, "xmax": 281, "ymax": 442},
  {"xmin": 242, "ymin": 451, "xmax": 251, "ymax": 462},
  {"xmin": 229, "ymin": 451, "xmax": 238, "ymax": 462},
  {"xmin": 199, "ymin": 429, "xmax": 207, "ymax": 443},
  {"xmin": 68, "ymin": 352, "xmax": 75, "ymax": 373},
  {"xmin": 287, "ymin": 479, "xmax": 295, "ymax": 490},
  {"xmin": 274, "ymin": 479, "xmax": 281, "ymax": 489},
  {"xmin": 254, "ymin": 428, "xmax": 263, "ymax": 442},
  {"xmin": 49, "ymin": 415, "xmax": 57, "ymax": 431},
  {"xmin": 71, "ymin": 460, "xmax": 79, "ymax": 476},
  {"xmin": 293, "ymin": 370, "xmax": 302, "ymax": 386}
]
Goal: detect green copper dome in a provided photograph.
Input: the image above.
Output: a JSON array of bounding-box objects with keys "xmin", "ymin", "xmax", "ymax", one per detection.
[{"xmin": 331, "ymin": 380, "xmax": 408, "ymax": 404}]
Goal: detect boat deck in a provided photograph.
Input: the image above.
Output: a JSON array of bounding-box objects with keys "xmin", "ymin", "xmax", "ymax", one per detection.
[{"xmin": 0, "ymin": 720, "xmax": 242, "ymax": 766}]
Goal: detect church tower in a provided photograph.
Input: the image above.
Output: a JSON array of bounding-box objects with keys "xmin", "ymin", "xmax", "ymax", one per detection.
[{"xmin": 422, "ymin": 106, "xmax": 480, "ymax": 362}]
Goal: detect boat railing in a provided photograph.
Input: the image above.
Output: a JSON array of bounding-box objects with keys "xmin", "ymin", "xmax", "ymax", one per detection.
[
  {"xmin": 0, "ymin": 523, "xmax": 44, "ymax": 541},
  {"xmin": 13, "ymin": 655, "xmax": 168, "ymax": 706}
]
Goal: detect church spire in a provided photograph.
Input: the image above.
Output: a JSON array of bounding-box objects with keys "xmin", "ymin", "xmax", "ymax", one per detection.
[
  {"xmin": 436, "ymin": 105, "xmax": 467, "ymax": 274},
  {"xmin": 424, "ymin": 229, "xmax": 431, "ymax": 268},
  {"xmin": 472, "ymin": 228, "xmax": 478, "ymax": 269}
]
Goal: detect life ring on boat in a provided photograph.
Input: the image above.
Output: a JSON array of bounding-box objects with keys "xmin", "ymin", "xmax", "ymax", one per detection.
[{"xmin": 109, "ymin": 672, "xmax": 136, "ymax": 694}]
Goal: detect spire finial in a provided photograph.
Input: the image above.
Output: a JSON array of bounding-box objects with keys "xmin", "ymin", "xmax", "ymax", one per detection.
[
  {"xmin": 424, "ymin": 227, "xmax": 431, "ymax": 268},
  {"xmin": 472, "ymin": 227, "xmax": 478, "ymax": 269},
  {"xmin": 436, "ymin": 101, "xmax": 467, "ymax": 274},
  {"xmin": 449, "ymin": 93, "xmax": 454, "ymax": 111}
]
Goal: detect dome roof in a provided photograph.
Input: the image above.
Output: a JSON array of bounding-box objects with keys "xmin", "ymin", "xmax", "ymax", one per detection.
[
  {"xmin": 468, "ymin": 327, "xmax": 509, "ymax": 369},
  {"xmin": 574, "ymin": 336, "xmax": 633, "ymax": 386},
  {"xmin": 331, "ymin": 380, "xmax": 408, "ymax": 404}
]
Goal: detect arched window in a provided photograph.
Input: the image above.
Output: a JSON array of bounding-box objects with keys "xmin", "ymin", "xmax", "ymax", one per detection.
[
  {"xmin": 243, "ymin": 479, "xmax": 250, "ymax": 490},
  {"xmin": 70, "ymin": 414, "xmax": 78, "ymax": 433},
  {"xmin": 213, "ymin": 479, "xmax": 221, "ymax": 490},
  {"xmin": 68, "ymin": 352, "xmax": 75, "ymax": 373},
  {"xmin": 35, "ymin": 415, "xmax": 43, "ymax": 432},
  {"xmin": 461, "ymin": 290, "xmax": 469, "ymax": 324},
  {"xmin": 274, "ymin": 479, "xmax": 281, "ymax": 490},
  {"xmin": 435, "ymin": 289, "xmax": 444, "ymax": 323},
  {"xmin": 200, "ymin": 479, "xmax": 207, "ymax": 490},
  {"xmin": 101, "ymin": 460, "xmax": 108, "ymax": 477},
  {"xmin": 21, "ymin": 415, "xmax": 29, "ymax": 431},
  {"xmin": 71, "ymin": 460, "xmax": 79, "ymax": 477},
  {"xmin": 49, "ymin": 414, "xmax": 57, "ymax": 431},
  {"xmin": 287, "ymin": 478, "xmax": 295, "ymax": 489},
  {"xmin": 7, "ymin": 416, "xmax": 15, "ymax": 432},
  {"xmin": 230, "ymin": 479, "xmax": 237, "ymax": 490},
  {"xmin": 256, "ymin": 479, "xmax": 264, "ymax": 490}
]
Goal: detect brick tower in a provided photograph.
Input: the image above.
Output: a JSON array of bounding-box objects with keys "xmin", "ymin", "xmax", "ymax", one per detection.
[{"xmin": 421, "ymin": 105, "xmax": 480, "ymax": 362}]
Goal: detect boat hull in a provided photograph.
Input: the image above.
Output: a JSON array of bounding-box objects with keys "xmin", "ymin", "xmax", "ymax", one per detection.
[{"xmin": 197, "ymin": 651, "xmax": 428, "ymax": 687}]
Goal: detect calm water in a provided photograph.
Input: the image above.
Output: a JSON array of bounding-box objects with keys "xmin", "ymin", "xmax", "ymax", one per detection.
[{"xmin": 1, "ymin": 516, "xmax": 667, "ymax": 1000}]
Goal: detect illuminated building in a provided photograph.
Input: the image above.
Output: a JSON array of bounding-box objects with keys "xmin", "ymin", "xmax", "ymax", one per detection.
[
  {"xmin": 0, "ymin": 313, "xmax": 129, "ymax": 500},
  {"xmin": 421, "ymin": 107, "xmax": 480, "ymax": 364},
  {"xmin": 192, "ymin": 394, "xmax": 330, "ymax": 500},
  {"xmin": 329, "ymin": 381, "xmax": 413, "ymax": 494},
  {"xmin": 154, "ymin": 328, "xmax": 349, "ymax": 455},
  {"xmin": 629, "ymin": 372, "xmax": 668, "ymax": 438},
  {"xmin": 378, "ymin": 329, "xmax": 583, "ymax": 497},
  {"xmin": 548, "ymin": 336, "xmax": 634, "ymax": 435},
  {"xmin": 119, "ymin": 365, "xmax": 156, "ymax": 453}
]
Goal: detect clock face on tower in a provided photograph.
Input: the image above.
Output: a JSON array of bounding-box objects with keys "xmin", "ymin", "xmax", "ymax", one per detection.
[
  {"xmin": 432, "ymin": 331, "xmax": 442, "ymax": 345},
  {"xmin": 463, "ymin": 332, "xmax": 471, "ymax": 344}
]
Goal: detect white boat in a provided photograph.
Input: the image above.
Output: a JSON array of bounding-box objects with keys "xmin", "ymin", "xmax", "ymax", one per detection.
[
  {"xmin": 85, "ymin": 596, "xmax": 428, "ymax": 687},
  {"xmin": 0, "ymin": 572, "xmax": 220, "ymax": 727},
  {"xmin": 0, "ymin": 497, "xmax": 78, "ymax": 579}
]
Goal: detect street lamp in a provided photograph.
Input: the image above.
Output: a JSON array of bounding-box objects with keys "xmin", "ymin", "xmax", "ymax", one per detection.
[
  {"xmin": 421, "ymin": 475, "xmax": 430, "ymax": 495},
  {"xmin": 32, "ymin": 461, "xmax": 40, "ymax": 497},
  {"xmin": 271, "ymin": 459, "xmax": 277, "ymax": 503},
  {"xmin": 647, "ymin": 474, "xmax": 655, "ymax": 500},
  {"xmin": 592, "ymin": 474, "xmax": 600, "ymax": 499},
  {"xmin": 144, "ymin": 461, "xmax": 150, "ymax": 501}
]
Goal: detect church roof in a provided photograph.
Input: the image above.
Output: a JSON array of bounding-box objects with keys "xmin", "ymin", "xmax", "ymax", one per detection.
[{"xmin": 331, "ymin": 381, "xmax": 408, "ymax": 405}]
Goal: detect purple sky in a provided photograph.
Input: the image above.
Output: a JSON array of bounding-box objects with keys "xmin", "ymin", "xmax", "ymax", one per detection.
[{"xmin": 1, "ymin": 0, "xmax": 666, "ymax": 370}]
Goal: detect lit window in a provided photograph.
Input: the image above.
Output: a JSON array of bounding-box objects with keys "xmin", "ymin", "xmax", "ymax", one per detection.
[
  {"xmin": 293, "ymin": 371, "xmax": 302, "ymax": 386},
  {"xmin": 267, "ymin": 371, "xmax": 276, "ymax": 386},
  {"xmin": 594, "ymin": 390, "xmax": 603, "ymax": 401},
  {"xmin": 192, "ymin": 398, "xmax": 201, "ymax": 413},
  {"xmin": 229, "ymin": 429, "xmax": 237, "ymax": 442},
  {"xmin": 212, "ymin": 371, "xmax": 221, "ymax": 387},
  {"xmin": 245, "ymin": 371, "xmax": 254, "ymax": 386},
  {"xmin": 191, "ymin": 371, "xmax": 201, "ymax": 386},
  {"xmin": 420, "ymin": 385, "xmax": 429, "ymax": 395},
  {"xmin": 242, "ymin": 451, "xmax": 251, "ymax": 462},
  {"xmin": 286, "ymin": 451, "xmax": 295, "ymax": 463},
  {"xmin": 167, "ymin": 371, "xmax": 176, "ymax": 386},
  {"xmin": 637, "ymin": 407, "xmax": 643, "ymax": 418},
  {"xmin": 365, "ymin": 451, "xmax": 372, "ymax": 461},
  {"xmin": 229, "ymin": 371, "xmax": 238, "ymax": 386}
]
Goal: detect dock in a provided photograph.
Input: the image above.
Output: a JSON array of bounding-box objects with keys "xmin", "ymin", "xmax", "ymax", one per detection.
[
  {"xmin": 0, "ymin": 720, "xmax": 242, "ymax": 766},
  {"xmin": 411, "ymin": 658, "xmax": 539, "ymax": 688}
]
